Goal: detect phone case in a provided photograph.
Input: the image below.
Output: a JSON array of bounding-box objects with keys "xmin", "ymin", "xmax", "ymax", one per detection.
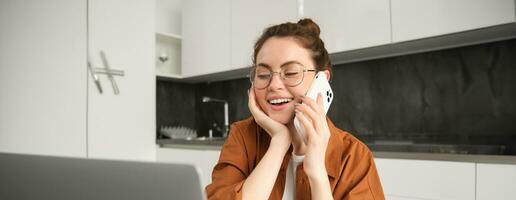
[{"xmin": 294, "ymin": 72, "xmax": 333, "ymax": 144}]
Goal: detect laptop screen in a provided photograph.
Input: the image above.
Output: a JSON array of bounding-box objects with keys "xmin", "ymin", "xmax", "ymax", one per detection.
[{"xmin": 0, "ymin": 153, "xmax": 205, "ymax": 200}]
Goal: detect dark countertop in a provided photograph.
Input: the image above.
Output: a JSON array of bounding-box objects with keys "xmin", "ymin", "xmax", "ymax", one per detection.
[
  {"xmin": 156, "ymin": 139, "xmax": 516, "ymax": 164},
  {"xmin": 157, "ymin": 138, "xmax": 225, "ymax": 150}
]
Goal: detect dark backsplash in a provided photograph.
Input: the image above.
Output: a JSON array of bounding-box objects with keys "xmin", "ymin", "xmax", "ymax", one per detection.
[{"xmin": 157, "ymin": 39, "xmax": 516, "ymax": 146}]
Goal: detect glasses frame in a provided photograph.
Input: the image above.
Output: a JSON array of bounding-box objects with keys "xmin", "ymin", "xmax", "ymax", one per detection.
[{"xmin": 249, "ymin": 64, "xmax": 316, "ymax": 89}]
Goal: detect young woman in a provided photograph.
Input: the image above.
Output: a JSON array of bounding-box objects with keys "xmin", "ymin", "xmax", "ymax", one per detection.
[{"xmin": 206, "ymin": 19, "xmax": 385, "ymax": 200}]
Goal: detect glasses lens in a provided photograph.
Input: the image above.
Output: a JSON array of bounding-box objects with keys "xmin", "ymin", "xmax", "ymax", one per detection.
[
  {"xmin": 281, "ymin": 64, "xmax": 303, "ymax": 86},
  {"xmin": 252, "ymin": 66, "xmax": 271, "ymax": 89}
]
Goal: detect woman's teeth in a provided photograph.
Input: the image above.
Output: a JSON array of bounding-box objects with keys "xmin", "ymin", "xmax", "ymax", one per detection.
[{"xmin": 269, "ymin": 98, "xmax": 293, "ymax": 105}]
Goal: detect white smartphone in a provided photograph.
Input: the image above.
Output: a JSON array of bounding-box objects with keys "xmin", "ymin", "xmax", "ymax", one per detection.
[{"xmin": 294, "ymin": 72, "xmax": 334, "ymax": 144}]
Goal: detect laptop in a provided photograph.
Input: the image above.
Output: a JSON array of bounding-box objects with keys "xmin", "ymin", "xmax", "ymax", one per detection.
[{"xmin": 0, "ymin": 153, "xmax": 205, "ymax": 200}]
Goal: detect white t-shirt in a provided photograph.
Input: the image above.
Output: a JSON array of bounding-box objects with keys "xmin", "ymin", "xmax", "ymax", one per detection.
[{"xmin": 282, "ymin": 153, "xmax": 305, "ymax": 200}]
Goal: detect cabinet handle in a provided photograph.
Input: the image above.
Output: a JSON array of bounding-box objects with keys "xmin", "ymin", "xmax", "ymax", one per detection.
[
  {"xmin": 88, "ymin": 51, "xmax": 125, "ymax": 95},
  {"xmin": 88, "ymin": 60, "xmax": 103, "ymax": 94},
  {"xmin": 99, "ymin": 51, "xmax": 122, "ymax": 95}
]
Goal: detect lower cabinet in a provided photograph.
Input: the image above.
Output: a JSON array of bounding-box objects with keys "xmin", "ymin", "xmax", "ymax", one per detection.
[
  {"xmin": 476, "ymin": 163, "xmax": 516, "ymax": 200},
  {"xmin": 374, "ymin": 158, "xmax": 476, "ymax": 200},
  {"xmin": 155, "ymin": 150, "xmax": 516, "ymax": 199},
  {"xmin": 157, "ymin": 148, "xmax": 221, "ymax": 188}
]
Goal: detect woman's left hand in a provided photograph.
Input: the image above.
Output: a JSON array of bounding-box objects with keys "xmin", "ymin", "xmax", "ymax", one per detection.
[{"xmin": 294, "ymin": 93, "xmax": 331, "ymax": 180}]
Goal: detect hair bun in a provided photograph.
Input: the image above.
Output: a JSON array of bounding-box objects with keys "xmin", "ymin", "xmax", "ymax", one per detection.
[{"xmin": 297, "ymin": 18, "xmax": 320, "ymax": 36}]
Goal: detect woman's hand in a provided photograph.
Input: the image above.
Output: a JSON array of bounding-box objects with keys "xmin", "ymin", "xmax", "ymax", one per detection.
[
  {"xmin": 248, "ymin": 87, "xmax": 291, "ymax": 149},
  {"xmin": 294, "ymin": 94, "xmax": 331, "ymax": 180}
]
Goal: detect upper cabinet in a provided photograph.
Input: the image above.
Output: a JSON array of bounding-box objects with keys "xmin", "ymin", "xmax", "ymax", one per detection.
[
  {"xmin": 181, "ymin": 0, "xmax": 297, "ymax": 78},
  {"xmin": 181, "ymin": 0, "xmax": 231, "ymax": 78},
  {"xmin": 230, "ymin": 0, "xmax": 298, "ymax": 70},
  {"xmin": 179, "ymin": 0, "xmax": 516, "ymax": 80},
  {"xmin": 391, "ymin": 0, "xmax": 516, "ymax": 42},
  {"xmin": 304, "ymin": 0, "xmax": 391, "ymax": 53},
  {"xmin": 155, "ymin": 0, "xmax": 183, "ymax": 79}
]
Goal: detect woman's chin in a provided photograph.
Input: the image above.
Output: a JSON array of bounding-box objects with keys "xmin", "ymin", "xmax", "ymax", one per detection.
[{"xmin": 268, "ymin": 112, "xmax": 294, "ymax": 125}]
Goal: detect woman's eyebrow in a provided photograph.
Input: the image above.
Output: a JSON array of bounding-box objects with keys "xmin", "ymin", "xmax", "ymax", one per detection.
[
  {"xmin": 280, "ymin": 60, "xmax": 303, "ymax": 67},
  {"xmin": 256, "ymin": 61, "xmax": 303, "ymax": 68},
  {"xmin": 256, "ymin": 63, "xmax": 271, "ymax": 68}
]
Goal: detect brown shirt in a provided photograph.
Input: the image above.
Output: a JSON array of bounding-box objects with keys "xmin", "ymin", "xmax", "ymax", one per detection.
[{"xmin": 205, "ymin": 117, "xmax": 385, "ymax": 200}]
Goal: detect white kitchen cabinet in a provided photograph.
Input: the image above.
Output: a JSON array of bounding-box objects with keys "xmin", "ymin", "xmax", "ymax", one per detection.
[
  {"xmin": 87, "ymin": 0, "xmax": 156, "ymax": 161},
  {"xmin": 384, "ymin": 195, "xmax": 423, "ymax": 200},
  {"xmin": 155, "ymin": 0, "xmax": 183, "ymax": 79},
  {"xmin": 231, "ymin": 0, "xmax": 298, "ymax": 70},
  {"xmin": 476, "ymin": 163, "xmax": 516, "ymax": 200},
  {"xmin": 156, "ymin": 0, "xmax": 183, "ymax": 36},
  {"xmin": 0, "ymin": 0, "xmax": 156, "ymax": 161},
  {"xmin": 181, "ymin": 0, "xmax": 297, "ymax": 78},
  {"xmin": 374, "ymin": 158, "xmax": 476, "ymax": 200},
  {"xmin": 181, "ymin": 0, "xmax": 231, "ymax": 78},
  {"xmin": 156, "ymin": 33, "xmax": 182, "ymax": 79},
  {"xmin": 303, "ymin": 0, "xmax": 391, "ymax": 53},
  {"xmin": 0, "ymin": 0, "xmax": 88, "ymax": 157},
  {"xmin": 391, "ymin": 0, "xmax": 516, "ymax": 43},
  {"xmin": 157, "ymin": 148, "xmax": 221, "ymax": 188}
]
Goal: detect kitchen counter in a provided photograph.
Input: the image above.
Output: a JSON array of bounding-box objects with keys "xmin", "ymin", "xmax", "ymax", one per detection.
[
  {"xmin": 156, "ymin": 139, "xmax": 516, "ymax": 164},
  {"xmin": 373, "ymin": 151, "xmax": 516, "ymax": 164},
  {"xmin": 157, "ymin": 138, "xmax": 223, "ymax": 150}
]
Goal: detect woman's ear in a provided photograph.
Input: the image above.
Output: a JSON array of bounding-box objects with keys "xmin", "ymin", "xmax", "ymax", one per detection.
[{"xmin": 323, "ymin": 70, "xmax": 330, "ymax": 81}]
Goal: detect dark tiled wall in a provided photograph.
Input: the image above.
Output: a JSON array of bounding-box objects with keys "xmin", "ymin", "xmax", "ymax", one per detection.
[
  {"xmin": 156, "ymin": 80, "xmax": 197, "ymax": 138},
  {"xmin": 157, "ymin": 39, "xmax": 516, "ymax": 145},
  {"xmin": 156, "ymin": 78, "xmax": 251, "ymax": 138},
  {"xmin": 329, "ymin": 39, "xmax": 516, "ymax": 145}
]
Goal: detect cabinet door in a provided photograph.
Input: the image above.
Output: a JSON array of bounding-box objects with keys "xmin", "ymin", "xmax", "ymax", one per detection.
[
  {"xmin": 231, "ymin": 0, "xmax": 298, "ymax": 70},
  {"xmin": 375, "ymin": 158, "xmax": 476, "ymax": 200},
  {"xmin": 0, "ymin": 0, "xmax": 87, "ymax": 157},
  {"xmin": 476, "ymin": 163, "xmax": 516, "ymax": 200},
  {"xmin": 181, "ymin": 0, "xmax": 231, "ymax": 77},
  {"xmin": 87, "ymin": 0, "xmax": 156, "ymax": 161},
  {"xmin": 304, "ymin": 0, "xmax": 391, "ymax": 53},
  {"xmin": 391, "ymin": 0, "xmax": 516, "ymax": 42},
  {"xmin": 157, "ymin": 148, "xmax": 221, "ymax": 188}
]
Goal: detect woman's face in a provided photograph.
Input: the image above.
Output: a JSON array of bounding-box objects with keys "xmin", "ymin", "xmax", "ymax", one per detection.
[{"xmin": 254, "ymin": 37, "xmax": 317, "ymax": 124}]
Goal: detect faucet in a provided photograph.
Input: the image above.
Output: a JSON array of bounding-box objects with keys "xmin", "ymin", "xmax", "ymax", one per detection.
[{"xmin": 202, "ymin": 96, "xmax": 229, "ymax": 137}]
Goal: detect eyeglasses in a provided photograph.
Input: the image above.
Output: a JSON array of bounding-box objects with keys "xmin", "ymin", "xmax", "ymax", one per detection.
[{"xmin": 249, "ymin": 63, "xmax": 316, "ymax": 89}]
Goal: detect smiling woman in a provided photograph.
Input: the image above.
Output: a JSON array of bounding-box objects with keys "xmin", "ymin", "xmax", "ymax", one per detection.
[{"xmin": 205, "ymin": 19, "xmax": 385, "ymax": 200}]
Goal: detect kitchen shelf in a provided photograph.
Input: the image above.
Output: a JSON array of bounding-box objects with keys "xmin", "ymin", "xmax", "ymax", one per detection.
[
  {"xmin": 156, "ymin": 31, "xmax": 182, "ymax": 41},
  {"xmin": 156, "ymin": 71, "xmax": 183, "ymax": 79},
  {"xmin": 155, "ymin": 31, "xmax": 182, "ymax": 79}
]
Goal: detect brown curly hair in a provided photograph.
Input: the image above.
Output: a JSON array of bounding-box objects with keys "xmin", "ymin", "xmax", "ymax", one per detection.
[{"xmin": 253, "ymin": 18, "xmax": 332, "ymax": 78}]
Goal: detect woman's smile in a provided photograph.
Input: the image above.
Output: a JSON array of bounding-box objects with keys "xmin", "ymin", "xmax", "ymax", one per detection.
[{"xmin": 267, "ymin": 96, "xmax": 294, "ymax": 111}]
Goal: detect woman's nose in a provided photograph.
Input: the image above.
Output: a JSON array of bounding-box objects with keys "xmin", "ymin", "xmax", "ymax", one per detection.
[{"xmin": 268, "ymin": 74, "xmax": 285, "ymax": 90}]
